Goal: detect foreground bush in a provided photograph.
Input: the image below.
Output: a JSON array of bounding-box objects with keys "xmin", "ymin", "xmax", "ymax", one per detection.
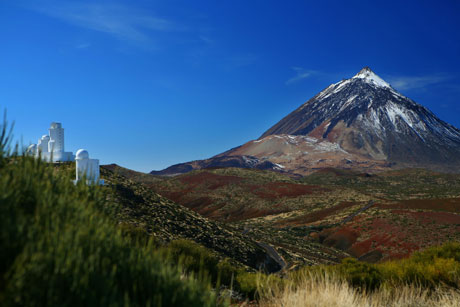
[{"xmin": 0, "ymin": 121, "xmax": 222, "ymax": 306}]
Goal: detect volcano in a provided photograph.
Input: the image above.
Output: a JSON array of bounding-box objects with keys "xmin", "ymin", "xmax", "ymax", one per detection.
[{"xmin": 153, "ymin": 67, "xmax": 460, "ymax": 176}]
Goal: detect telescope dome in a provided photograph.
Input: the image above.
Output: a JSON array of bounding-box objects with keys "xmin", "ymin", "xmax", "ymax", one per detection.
[{"xmin": 76, "ymin": 149, "xmax": 89, "ymax": 159}]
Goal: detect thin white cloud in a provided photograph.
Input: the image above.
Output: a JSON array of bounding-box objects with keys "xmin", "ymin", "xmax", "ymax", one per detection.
[
  {"xmin": 76, "ymin": 42, "xmax": 91, "ymax": 49},
  {"xmin": 24, "ymin": 1, "xmax": 176, "ymax": 45},
  {"xmin": 199, "ymin": 35, "xmax": 213, "ymax": 45},
  {"xmin": 285, "ymin": 67, "xmax": 315, "ymax": 85},
  {"xmin": 387, "ymin": 73, "xmax": 451, "ymax": 91}
]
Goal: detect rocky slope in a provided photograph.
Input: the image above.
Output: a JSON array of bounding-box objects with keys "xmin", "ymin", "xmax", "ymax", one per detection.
[{"xmin": 101, "ymin": 166, "xmax": 283, "ymax": 272}]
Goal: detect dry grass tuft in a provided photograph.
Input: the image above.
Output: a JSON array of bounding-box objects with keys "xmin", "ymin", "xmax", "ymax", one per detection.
[{"xmin": 259, "ymin": 273, "xmax": 460, "ymax": 307}]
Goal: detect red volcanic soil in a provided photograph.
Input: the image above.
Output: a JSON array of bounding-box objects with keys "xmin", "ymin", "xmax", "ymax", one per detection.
[
  {"xmin": 309, "ymin": 121, "xmax": 330, "ymax": 139},
  {"xmin": 249, "ymin": 182, "xmax": 321, "ymax": 199},
  {"xmin": 322, "ymin": 228, "xmax": 359, "ymax": 251},
  {"xmin": 278, "ymin": 202, "xmax": 358, "ymax": 226},
  {"xmin": 320, "ymin": 208, "xmax": 460, "ymax": 262},
  {"xmin": 377, "ymin": 198, "xmax": 460, "ymax": 213},
  {"xmin": 154, "ymin": 172, "xmax": 316, "ymax": 221},
  {"xmin": 392, "ymin": 210, "xmax": 460, "ymax": 225},
  {"xmin": 320, "ymin": 217, "xmax": 419, "ymax": 261},
  {"xmin": 178, "ymin": 172, "xmax": 243, "ymax": 190}
]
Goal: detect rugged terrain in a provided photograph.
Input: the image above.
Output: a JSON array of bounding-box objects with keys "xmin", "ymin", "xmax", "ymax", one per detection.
[
  {"xmin": 142, "ymin": 166, "xmax": 460, "ymax": 265},
  {"xmin": 101, "ymin": 164, "xmax": 350, "ymax": 269}
]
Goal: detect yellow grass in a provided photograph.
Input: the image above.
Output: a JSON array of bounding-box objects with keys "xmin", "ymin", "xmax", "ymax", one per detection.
[{"xmin": 259, "ymin": 273, "xmax": 460, "ymax": 307}]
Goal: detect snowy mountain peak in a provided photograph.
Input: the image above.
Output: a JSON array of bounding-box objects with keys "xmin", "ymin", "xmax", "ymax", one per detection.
[
  {"xmin": 260, "ymin": 67, "xmax": 460, "ymax": 169},
  {"xmin": 352, "ymin": 67, "xmax": 391, "ymax": 89}
]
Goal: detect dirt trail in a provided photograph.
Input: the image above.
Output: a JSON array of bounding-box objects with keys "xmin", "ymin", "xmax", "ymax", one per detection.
[{"xmin": 340, "ymin": 200, "xmax": 375, "ymax": 225}]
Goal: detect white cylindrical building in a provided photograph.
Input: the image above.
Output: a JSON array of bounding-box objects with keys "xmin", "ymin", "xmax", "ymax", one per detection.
[
  {"xmin": 49, "ymin": 122, "xmax": 64, "ymax": 152},
  {"xmin": 75, "ymin": 149, "xmax": 100, "ymax": 184}
]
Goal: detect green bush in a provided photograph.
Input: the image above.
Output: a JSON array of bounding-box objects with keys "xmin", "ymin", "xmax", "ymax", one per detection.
[
  {"xmin": 380, "ymin": 254, "xmax": 460, "ymax": 288},
  {"xmin": 158, "ymin": 240, "xmax": 243, "ymax": 291},
  {"xmin": 0, "ymin": 119, "xmax": 223, "ymax": 306},
  {"xmin": 337, "ymin": 258, "xmax": 383, "ymax": 290},
  {"xmin": 410, "ymin": 242, "xmax": 460, "ymax": 263},
  {"xmin": 236, "ymin": 272, "xmax": 259, "ymax": 299},
  {"xmin": 159, "ymin": 240, "xmax": 219, "ymax": 282},
  {"xmin": 235, "ymin": 271, "xmax": 283, "ymax": 300},
  {"xmin": 216, "ymin": 259, "xmax": 239, "ymax": 287}
]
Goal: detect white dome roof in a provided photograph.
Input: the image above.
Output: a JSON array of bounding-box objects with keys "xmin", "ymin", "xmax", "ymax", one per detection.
[
  {"xmin": 76, "ymin": 149, "xmax": 89, "ymax": 159},
  {"xmin": 27, "ymin": 144, "xmax": 37, "ymax": 152},
  {"xmin": 41, "ymin": 135, "xmax": 50, "ymax": 140}
]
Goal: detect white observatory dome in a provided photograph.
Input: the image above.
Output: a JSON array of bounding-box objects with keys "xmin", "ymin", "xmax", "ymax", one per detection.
[
  {"xmin": 76, "ymin": 149, "xmax": 89, "ymax": 160},
  {"xmin": 27, "ymin": 144, "xmax": 37, "ymax": 154}
]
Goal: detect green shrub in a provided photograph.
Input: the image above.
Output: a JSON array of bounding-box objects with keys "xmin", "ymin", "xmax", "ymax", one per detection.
[
  {"xmin": 380, "ymin": 255, "xmax": 460, "ymax": 288},
  {"xmin": 159, "ymin": 240, "xmax": 219, "ymax": 283},
  {"xmin": 216, "ymin": 259, "xmax": 239, "ymax": 287},
  {"xmin": 235, "ymin": 271, "xmax": 283, "ymax": 300},
  {"xmin": 410, "ymin": 242, "xmax": 460, "ymax": 263},
  {"xmin": 118, "ymin": 222, "xmax": 154, "ymax": 247},
  {"xmin": 159, "ymin": 240, "xmax": 244, "ymax": 289},
  {"xmin": 337, "ymin": 258, "xmax": 382, "ymax": 290},
  {"xmin": 236, "ymin": 272, "xmax": 259, "ymax": 299}
]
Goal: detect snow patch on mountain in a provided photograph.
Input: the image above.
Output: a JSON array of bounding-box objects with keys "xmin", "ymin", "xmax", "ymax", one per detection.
[
  {"xmin": 333, "ymin": 79, "xmax": 351, "ymax": 93},
  {"xmin": 353, "ymin": 67, "xmax": 391, "ymax": 89},
  {"xmin": 340, "ymin": 94, "xmax": 359, "ymax": 111},
  {"xmin": 385, "ymin": 101, "xmax": 427, "ymax": 133}
]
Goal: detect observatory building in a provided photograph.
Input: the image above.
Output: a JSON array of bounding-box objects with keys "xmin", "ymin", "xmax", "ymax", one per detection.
[
  {"xmin": 75, "ymin": 149, "xmax": 103, "ymax": 185},
  {"xmin": 27, "ymin": 122, "xmax": 103, "ymax": 185},
  {"xmin": 27, "ymin": 122, "xmax": 74, "ymax": 162}
]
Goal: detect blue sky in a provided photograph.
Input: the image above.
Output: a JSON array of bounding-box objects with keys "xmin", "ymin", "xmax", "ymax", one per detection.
[{"xmin": 1, "ymin": 0, "xmax": 459, "ymax": 172}]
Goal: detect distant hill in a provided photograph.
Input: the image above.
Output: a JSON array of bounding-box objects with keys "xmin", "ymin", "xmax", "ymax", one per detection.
[{"xmin": 150, "ymin": 155, "xmax": 284, "ymax": 176}]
